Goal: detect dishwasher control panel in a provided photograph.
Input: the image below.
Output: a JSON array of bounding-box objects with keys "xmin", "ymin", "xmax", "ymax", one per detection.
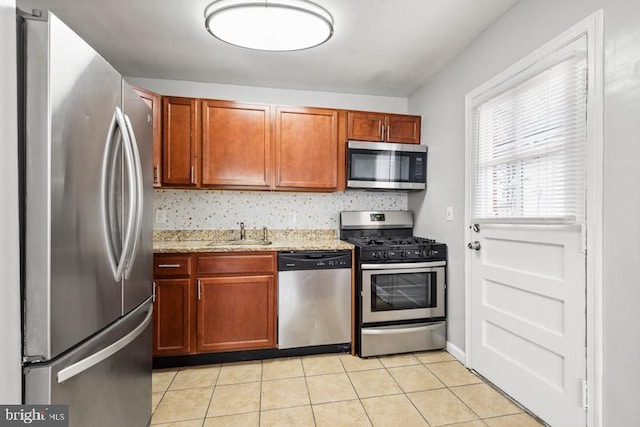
[{"xmin": 278, "ymin": 250, "xmax": 352, "ymax": 271}]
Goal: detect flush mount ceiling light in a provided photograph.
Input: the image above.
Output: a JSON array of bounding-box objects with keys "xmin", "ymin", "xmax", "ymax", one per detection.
[{"xmin": 204, "ymin": 0, "xmax": 334, "ymax": 51}]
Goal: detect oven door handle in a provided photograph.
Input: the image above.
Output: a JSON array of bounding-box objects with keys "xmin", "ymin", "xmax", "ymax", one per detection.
[
  {"xmin": 362, "ymin": 323, "xmax": 444, "ymax": 335},
  {"xmin": 361, "ymin": 261, "xmax": 446, "ymax": 270}
]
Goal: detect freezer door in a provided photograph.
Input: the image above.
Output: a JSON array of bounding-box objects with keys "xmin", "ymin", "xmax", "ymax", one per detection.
[
  {"xmin": 121, "ymin": 81, "xmax": 154, "ymax": 315},
  {"xmin": 24, "ymin": 299, "xmax": 152, "ymax": 427},
  {"xmin": 23, "ymin": 13, "xmax": 124, "ymax": 360}
]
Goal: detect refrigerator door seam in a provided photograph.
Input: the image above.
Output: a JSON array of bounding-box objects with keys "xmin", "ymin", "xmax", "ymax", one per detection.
[{"xmin": 56, "ymin": 304, "xmax": 153, "ymax": 384}]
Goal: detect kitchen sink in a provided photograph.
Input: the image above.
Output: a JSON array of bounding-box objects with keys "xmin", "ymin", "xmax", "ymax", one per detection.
[{"xmin": 207, "ymin": 239, "xmax": 272, "ymax": 246}]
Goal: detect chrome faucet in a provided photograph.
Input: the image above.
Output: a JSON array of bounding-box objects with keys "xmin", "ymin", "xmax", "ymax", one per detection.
[
  {"xmin": 262, "ymin": 226, "xmax": 268, "ymax": 242},
  {"xmin": 239, "ymin": 222, "xmax": 246, "ymax": 240}
]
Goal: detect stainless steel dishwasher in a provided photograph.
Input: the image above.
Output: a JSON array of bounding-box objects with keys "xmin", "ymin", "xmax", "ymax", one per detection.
[{"xmin": 277, "ymin": 250, "xmax": 352, "ymax": 349}]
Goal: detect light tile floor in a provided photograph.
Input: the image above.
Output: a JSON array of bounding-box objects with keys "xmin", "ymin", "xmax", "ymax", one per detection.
[{"xmin": 151, "ymin": 350, "xmax": 545, "ymax": 427}]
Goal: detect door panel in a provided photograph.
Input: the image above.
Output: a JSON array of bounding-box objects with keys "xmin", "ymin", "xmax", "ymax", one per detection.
[
  {"xmin": 197, "ymin": 275, "xmax": 276, "ymax": 352},
  {"xmin": 275, "ymin": 106, "xmax": 338, "ymax": 190},
  {"xmin": 201, "ymin": 100, "xmax": 271, "ymax": 188},
  {"xmin": 162, "ymin": 97, "xmax": 198, "ymax": 186},
  {"xmin": 153, "ymin": 278, "xmax": 192, "ymax": 356},
  {"xmin": 122, "ymin": 81, "xmax": 153, "ymax": 315},
  {"xmin": 386, "ymin": 114, "xmax": 421, "ymax": 144},
  {"xmin": 25, "ymin": 300, "xmax": 152, "ymax": 427},
  {"xmin": 469, "ymin": 224, "xmax": 586, "ymax": 426},
  {"xmin": 23, "ymin": 15, "xmax": 123, "ymax": 360}
]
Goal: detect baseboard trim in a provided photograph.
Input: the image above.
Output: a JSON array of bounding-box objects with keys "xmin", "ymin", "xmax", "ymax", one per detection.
[{"xmin": 446, "ymin": 341, "xmax": 466, "ymax": 363}]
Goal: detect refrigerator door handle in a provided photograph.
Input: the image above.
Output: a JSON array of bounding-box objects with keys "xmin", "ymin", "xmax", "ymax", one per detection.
[
  {"xmin": 101, "ymin": 110, "xmax": 120, "ymax": 280},
  {"xmin": 122, "ymin": 114, "xmax": 144, "ymax": 279},
  {"xmin": 116, "ymin": 107, "xmax": 137, "ymax": 282},
  {"xmin": 56, "ymin": 303, "xmax": 153, "ymax": 384}
]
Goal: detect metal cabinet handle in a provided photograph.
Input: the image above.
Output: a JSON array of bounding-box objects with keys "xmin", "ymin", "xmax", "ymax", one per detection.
[
  {"xmin": 152, "ymin": 282, "xmax": 156, "ymax": 303},
  {"xmin": 197, "ymin": 279, "xmax": 202, "ymax": 300},
  {"xmin": 157, "ymin": 263, "xmax": 181, "ymax": 268},
  {"xmin": 153, "ymin": 164, "xmax": 159, "ymax": 184},
  {"xmin": 190, "ymin": 165, "xmax": 195, "ymax": 184},
  {"xmin": 381, "ymin": 124, "xmax": 385, "ymax": 140},
  {"xmin": 387, "ymin": 125, "xmax": 391, "ymax": 140}
]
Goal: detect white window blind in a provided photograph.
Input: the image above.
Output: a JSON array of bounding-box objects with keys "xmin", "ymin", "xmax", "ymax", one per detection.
[{"xmin": 471, "ymin": 37, "xmax": 588, "ymax": 224}]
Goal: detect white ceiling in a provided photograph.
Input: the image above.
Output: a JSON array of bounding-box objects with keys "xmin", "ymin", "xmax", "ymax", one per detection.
[{"xmin": 17, "ymin": 0, "xmax": 519, "ymax": 97}]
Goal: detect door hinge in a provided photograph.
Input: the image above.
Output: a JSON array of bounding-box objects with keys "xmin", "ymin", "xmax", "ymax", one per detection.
[{"xmin": 581, "ymin": 379, "xmax": 588, "ymax": 410}]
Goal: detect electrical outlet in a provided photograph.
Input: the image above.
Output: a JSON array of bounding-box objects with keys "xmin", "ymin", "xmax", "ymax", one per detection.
[
  {"xmin": 446, "ymin": 206, "xmax": 454, "ymax": 222},
  {"xmin": 155, "ymin": 208, "xmax": 167, "ymax": 224}
]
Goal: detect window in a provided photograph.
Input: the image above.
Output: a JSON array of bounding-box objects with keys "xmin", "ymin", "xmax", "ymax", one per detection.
[{"xmin": 471, "ymin": 37, "xmax": 587, "ymax": 223}]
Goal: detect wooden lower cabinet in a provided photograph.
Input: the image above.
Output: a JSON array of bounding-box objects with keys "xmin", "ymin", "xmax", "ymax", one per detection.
[
  {"xmin": 196, "ymin": 274, "xmax": 276, "ymax": 352},
  {"xmin": 152, "ymin": 252, "xmax": 277, "ymax": 358},
  {"xmin": 152, "ymin": 278, "xmax": 193, "ymax": 356}
]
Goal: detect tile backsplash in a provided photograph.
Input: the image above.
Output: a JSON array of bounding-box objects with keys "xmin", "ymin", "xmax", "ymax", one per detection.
[{"xmin": 154, "ymin": 190, "xmax": 408, "ymax": 230}]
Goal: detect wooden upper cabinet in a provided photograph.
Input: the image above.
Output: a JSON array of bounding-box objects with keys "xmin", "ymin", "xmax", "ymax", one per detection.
[
  {"xmin": 162, "ymin": 96, "xmax": 199, "ymax": 186},
  {"xmin": 275, "ymin": 106, "xmax": 339, "ymax": 190},
  {"xmin": 347, "ymin": 111, "xmax": 421, "ymax": 144},
  {"xmin": 386, "ymin": 114, "xmax": 422, "ymax": 144},
  {"xmin": 132, "ymin": 87, "xmax": 162, "ymax": 187},
  {"xmin": 347, "ymin": 112, "xmax": 385, "ymax": 142},
  {"xmin": 201, "ymin": 100, "xmax": 271, "ymax": 188}
]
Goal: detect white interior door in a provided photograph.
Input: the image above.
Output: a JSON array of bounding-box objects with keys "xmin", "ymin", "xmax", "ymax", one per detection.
[
  {"xmin": 464, "ymin": 21, "xmax": 597, "ymax": 427},
  {"xmin": 468, "ymin": 223, "xmax": 586, "ymax": 426}
]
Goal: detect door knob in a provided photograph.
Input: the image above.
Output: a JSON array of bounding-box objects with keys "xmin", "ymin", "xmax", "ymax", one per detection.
[{"xmin": 468, "ymin": 241, "xmax": 481, "ymax": 250}]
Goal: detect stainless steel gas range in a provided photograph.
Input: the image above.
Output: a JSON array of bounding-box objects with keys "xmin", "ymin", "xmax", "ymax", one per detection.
[{"xmin": 340, "ymin": 211, "xmax": 447, "ymax": 357}]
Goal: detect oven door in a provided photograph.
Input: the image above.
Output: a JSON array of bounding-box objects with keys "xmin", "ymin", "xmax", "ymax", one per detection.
[{"xmin": 361, "ymin": 261, "xmax": 445, "ymax": 323}]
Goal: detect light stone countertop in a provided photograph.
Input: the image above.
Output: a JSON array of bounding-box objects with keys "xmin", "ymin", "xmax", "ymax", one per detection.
[{"xmin": 153, "ymin": 229, "xmax": 354, "ymax": 253}]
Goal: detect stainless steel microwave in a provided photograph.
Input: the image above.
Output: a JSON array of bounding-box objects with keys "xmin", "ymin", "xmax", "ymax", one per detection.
[{"xmin": 347, "ymin": 141, "xmax": 427, "ymax": 191}]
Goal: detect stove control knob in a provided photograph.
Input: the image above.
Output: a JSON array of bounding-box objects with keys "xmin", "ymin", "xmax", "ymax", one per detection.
[
  {"xmin": 401, "ymin": 250, "xmax": 409, "ymax": 258},
  {"xmin": 420, "ymin": 250, "xmax": 428, "ymax": 258},
  {"xmin": 427, "ymin": 249, "xmax": 436, "ymax": 257},
  {"xmin": 382, "ymin": 251, "xmax": 389, "ymax": 259},
  {"xmin": 371, "ymin": 251, "xmax": 379, "ymax": 259}
]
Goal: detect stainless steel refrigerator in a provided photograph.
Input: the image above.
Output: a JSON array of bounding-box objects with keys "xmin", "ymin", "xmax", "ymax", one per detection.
[{"xmin": 19, "ymin": 11, "xmax": 153, "ymax": 427}]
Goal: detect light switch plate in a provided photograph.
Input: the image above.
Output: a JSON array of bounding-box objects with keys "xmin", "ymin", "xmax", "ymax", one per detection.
[{"xmin": 446, "ymin": 206, "xmax": 454, "ymax": 222}]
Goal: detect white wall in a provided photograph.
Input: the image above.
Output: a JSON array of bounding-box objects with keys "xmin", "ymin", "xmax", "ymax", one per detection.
[
  {"xmin": 127, "ymin": 77, "xmax": 409, "ymax": 113},
  {"xmin": 408, "ymin": 0, "xmax": 640, "ymax": 425},
  {"xmin": 0, "ymin": 0, "xmax": 22, "ymax": 404}
]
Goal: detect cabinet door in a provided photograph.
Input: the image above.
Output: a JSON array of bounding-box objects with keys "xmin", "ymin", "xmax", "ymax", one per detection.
[
  {"xmin": 152, "ymin": 278, "xmax": 193, "ymax": 356},
  {"xmin": 201, "ymin": 100, "xmax": 271, "ymax": 188},
  {"xmin": 347, "ymin": 111, "xmax": 385, "ymax": 141},
  {"xmin": 386, "ymin": 114, "xmax": 421, "ymax": 144},
  {"xmin": 162, "ymin": 97, "xmax": 199, "ymax": 186},
  {"xmin": 275, "ymin": 106, "xmax": 338, "ymax": 190},
  {"xmin": 132, "ymin": 87, "xmax": 162, "ymax": 187},
  {"xmin": 196, "ymin": 275, "xmax": 276, "ymax": 353}
]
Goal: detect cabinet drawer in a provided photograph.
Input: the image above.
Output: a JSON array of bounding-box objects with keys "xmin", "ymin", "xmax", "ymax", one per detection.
[
  {"xmin": 197, "ymin": 252, "xmax": 276, "ymax": 275},
  {"xmin": 154, "ymin": 254, "xmax": 192, "ymax": 277}
]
